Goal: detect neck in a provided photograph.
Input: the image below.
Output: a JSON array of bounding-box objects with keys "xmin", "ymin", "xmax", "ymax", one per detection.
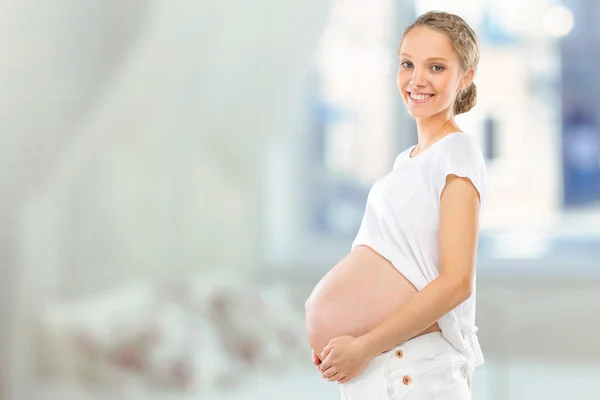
[{"xmin": 415, "ymin": 108, "xmax": 460, "ymax": 147}]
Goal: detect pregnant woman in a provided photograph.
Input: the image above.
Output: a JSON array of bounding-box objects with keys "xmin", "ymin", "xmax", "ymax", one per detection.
[{"xmin": 305, "ymin": 11, "xmax": 486, "ymax": 399}]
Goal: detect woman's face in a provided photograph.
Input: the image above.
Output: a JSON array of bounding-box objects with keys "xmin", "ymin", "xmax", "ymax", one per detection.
[{"xmin": 397, "ymin": 26, "xmax": 469, "ymax": 119}]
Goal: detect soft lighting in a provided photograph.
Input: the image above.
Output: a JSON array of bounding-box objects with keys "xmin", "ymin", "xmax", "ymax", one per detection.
[{"xmin": 543, "ymin": 5, "xmax": 574, "ymax": 37}]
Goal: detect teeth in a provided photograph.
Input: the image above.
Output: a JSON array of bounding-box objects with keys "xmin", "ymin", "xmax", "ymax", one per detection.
[{"xmin": 409, "ymin": 92, "xmax": 432, "ymax": 101}]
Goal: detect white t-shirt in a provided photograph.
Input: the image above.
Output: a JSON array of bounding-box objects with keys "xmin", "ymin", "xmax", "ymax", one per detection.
[{"xmin": 351, "ymin": 132, "xmax": 487, "ymax": 374}]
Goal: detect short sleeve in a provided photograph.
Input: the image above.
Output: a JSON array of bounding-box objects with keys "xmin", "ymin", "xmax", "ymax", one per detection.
[{"xmin": 432, "ymin": 134, "xmax": 487, "ymax": 211}]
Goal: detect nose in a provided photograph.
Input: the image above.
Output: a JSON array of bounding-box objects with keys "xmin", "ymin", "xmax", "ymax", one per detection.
[{"xmin": 410, "ymin": 69, "xmax": 427, "ymax": 88}]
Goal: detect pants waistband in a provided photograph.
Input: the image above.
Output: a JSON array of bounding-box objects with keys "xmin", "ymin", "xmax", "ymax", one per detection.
[{"xmin": 382, "ymin": 332, "xmax": 451, "ymax": 360}]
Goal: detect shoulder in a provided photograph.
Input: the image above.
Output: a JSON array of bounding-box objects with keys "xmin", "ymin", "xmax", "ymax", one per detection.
[
  {"xmin": 435, "ymin": 133, "xmax": 486, "ymax": 171},
  {"xmin": 431, "ymin": 133, "xmax": 488, "ymax": 203},
  {"xmin": 438, "ymin": 132, "xmax": 482, "ymax": 156}
]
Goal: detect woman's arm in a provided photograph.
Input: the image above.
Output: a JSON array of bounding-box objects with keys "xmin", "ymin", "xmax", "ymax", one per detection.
[
  {"xmin": 319, "ymin": 174, "xmax": 481, "ymax": 382},
  {"xmin": 359, "ymin": 173, "xmax": 481, "ymax": 357}
]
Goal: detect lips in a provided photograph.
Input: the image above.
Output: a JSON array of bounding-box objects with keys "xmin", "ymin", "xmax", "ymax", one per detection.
[{"xmin": 407, "ymin": 91, "xmax": 435, "ymax": 103}]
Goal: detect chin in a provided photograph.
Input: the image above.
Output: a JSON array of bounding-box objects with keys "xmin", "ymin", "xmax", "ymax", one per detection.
[{"xmin": 407, "ymin": 107, "xmax": 435, "ymax": 119}]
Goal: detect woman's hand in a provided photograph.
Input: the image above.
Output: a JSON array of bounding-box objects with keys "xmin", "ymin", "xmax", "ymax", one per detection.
[
  {"xmin": 312, "ymin": 349, "xmax": 322, "ymax": 368},
  {"xmin": 319, "ymin": 335, "xmax": 373, "ymax": 384}
]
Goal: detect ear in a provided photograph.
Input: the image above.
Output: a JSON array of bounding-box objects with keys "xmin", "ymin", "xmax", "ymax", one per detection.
[{"xmin": 461, "ymin": 68, "xmax": 475, "ymax": 90}]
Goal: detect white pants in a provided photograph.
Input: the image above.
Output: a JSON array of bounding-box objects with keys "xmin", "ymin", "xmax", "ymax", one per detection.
[{"xmin": 340, "ymin": 332, "xmax": 472, "ymax": 400}]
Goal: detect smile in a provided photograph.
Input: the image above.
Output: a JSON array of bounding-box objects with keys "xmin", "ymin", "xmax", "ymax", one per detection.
[{"xmin": 407, "ymin": 91, "xmax": 435, "ymax": 103}]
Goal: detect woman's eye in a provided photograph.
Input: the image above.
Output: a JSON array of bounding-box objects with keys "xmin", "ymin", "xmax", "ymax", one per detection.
[
  {"xmin": 431, "ymin": 65, "xmax": 444, "ymax": 72},
  {"xmin": 400, "ymin": 61, "xmax": 412, "ymax": 69}
]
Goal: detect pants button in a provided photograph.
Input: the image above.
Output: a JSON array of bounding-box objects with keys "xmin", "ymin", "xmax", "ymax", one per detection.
[{"xmin": 402, "ymin": 376, "xmax": 412, "ymax": 385}]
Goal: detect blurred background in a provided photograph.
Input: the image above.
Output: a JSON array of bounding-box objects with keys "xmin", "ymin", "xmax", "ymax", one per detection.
[{"xmin": 0, "ymin": 0, "xmax": 599, "ymax": 398}]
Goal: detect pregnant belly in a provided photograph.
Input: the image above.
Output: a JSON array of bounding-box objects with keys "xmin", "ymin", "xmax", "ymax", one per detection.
[{"xmin": 305, "ymin": 245, "xmax": 437, "ymax": 356}]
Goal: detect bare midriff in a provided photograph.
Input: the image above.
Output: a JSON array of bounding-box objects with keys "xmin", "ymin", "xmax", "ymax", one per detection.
[{"xmin": 305, "ymin": 245, "xmax": 440, "ymax": 357}]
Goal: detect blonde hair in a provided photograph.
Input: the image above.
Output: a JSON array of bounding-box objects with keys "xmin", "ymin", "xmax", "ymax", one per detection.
[{"xmin": 401, "ymin": 11, "xmax": 480, "ymax": 115}]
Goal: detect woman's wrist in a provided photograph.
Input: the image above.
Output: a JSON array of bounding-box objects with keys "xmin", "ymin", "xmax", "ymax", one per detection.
[{"xmin": 357, "ymin": 331, "xmax": 383, "ymax": 359}]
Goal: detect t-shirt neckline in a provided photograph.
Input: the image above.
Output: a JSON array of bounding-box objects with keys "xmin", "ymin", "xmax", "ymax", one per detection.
[{"xmin": 406, "ymin": 132, "xmax": 465, "ymax": 160}]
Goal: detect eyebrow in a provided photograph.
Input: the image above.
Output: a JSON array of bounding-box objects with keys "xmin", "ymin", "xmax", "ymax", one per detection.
[{"xmin": 398, "ymin": 53, "xmax": 448, "ymax": 62}]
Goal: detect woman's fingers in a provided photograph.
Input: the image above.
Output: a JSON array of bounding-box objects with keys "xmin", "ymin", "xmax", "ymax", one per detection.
[
  {"xmin": 321, "ymin": 343, "xmax": 334, "ymax": 360},
  {"xmin": 322, "ymin": 366, "xmax": 338, "ymax": 379},
  {"xmin": 326, "ymin": 372, "xmax": 342, "ymax": 382},
  {"xmin": 319, "ymin": 358, "xmax": 331, "ymax": 373},
  {"xmin": 312, "ymin": 349, "xmax": 321, "ymax": 366}
]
